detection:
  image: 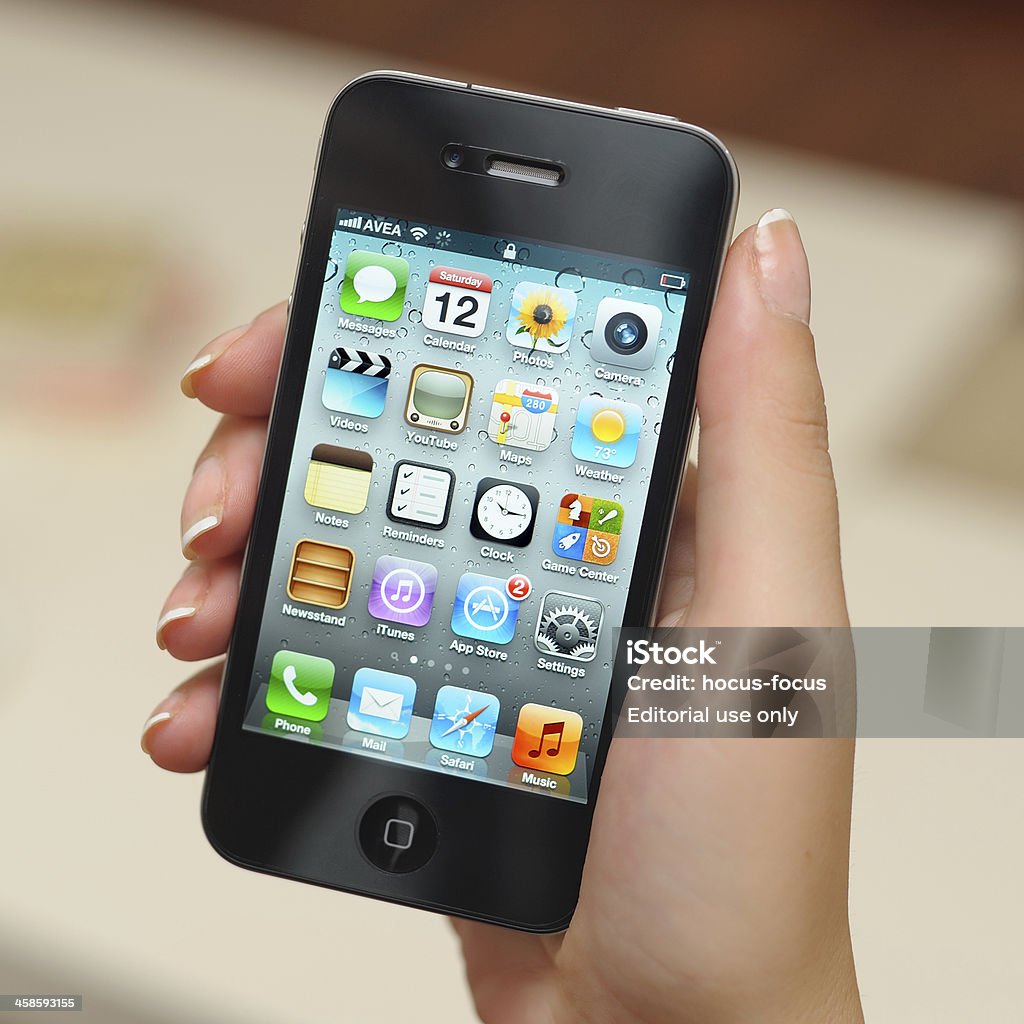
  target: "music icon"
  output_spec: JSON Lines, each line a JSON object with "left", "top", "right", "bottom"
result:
{"left": 511, "top": 703, "right": 583, "bottom": 776}
{"left": 367, "top": 555, "right": 438, "bottom": 627}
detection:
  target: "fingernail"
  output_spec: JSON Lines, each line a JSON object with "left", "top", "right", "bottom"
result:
{"left": 180, "top": 324, "right": 249, "bottom": 398}
{"left": 155, "top": 606, "right": 197, "bottom": 650}
{"left": 180, "top": 455, "right": 224, "bottom": 558}
{"left": 754, "top": 208, "right": 811, "bottom": 325}
{"left": 141, "top": 689, "right": 187, "bottom": 755}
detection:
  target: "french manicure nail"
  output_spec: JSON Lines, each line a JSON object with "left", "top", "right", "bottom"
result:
{"left": 180, "top": 455, "right": 225, "bottom": 558}
{"left": 181, "top": 515, "right": 219, "bottom": 558}
{"left": 180, "top": 324, "right": 250, "bottom": 398}
{"left": 155, "top": 606, "right": 197, "bottom": 650}
{"left": 753, "top": 208, "right": 811, "bottom": 325}
{"left": 140, "top": 689, "right": 187, "bottom": 755}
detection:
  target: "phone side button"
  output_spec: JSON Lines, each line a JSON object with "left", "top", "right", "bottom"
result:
{"left": 357, "top": 794, "right": 438, "bottom": 873}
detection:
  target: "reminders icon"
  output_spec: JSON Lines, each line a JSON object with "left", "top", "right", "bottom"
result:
{"left": 322, "top": 347, "right": 392, "bottom": 418}
{"left": 304, "top": 445, "right": 373, "bottom": 514}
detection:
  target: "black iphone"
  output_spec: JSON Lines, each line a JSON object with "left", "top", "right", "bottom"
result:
{"left": 202, "top": 72, "right": 737, "bottom": 931}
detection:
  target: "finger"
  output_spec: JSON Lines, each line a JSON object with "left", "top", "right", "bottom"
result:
{"left": 140, "top": 661, "right": 222, "bottom": 772}
{"left": 155, "top": 556, "right": 241, "bottom": 660}
{"left": 691, "top": 209, "right": 847, "bottom": 627}
{"left": 180, "top": 302, "right": 286, "bottom": 416}
{"left": 655, "top": 462, "right": 698, "bottom": 625}
{"left": 179, "top": 415, "right": 266, "bottom": 560}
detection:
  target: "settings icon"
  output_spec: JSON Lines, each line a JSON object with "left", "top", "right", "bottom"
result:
{"left": 534, "top": 592, "right": 604, "bottom": 663}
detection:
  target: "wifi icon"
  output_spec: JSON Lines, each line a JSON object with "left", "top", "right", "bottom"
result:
{"left": 409, "top": 225, "right": 429, "bottom": 242}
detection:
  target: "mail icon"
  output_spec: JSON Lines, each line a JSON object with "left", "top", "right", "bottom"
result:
{"left": 347, "top": 667, "right": 417, "bottom": 740}
{"left": 359, "top": 687, "right": 403, "bottom": 722}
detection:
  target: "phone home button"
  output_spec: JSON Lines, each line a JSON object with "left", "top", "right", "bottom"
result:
{"left": 358, "top": 795, "right": 438, "bottom": 873}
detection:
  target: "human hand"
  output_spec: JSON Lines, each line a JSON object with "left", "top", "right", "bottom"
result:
{"left": 144, "top": 209, "right": 863, "bottom": 1024}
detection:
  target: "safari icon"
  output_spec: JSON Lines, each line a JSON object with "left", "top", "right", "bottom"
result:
{"left": 339, "top": 250, "right": 409, "bottom": 322}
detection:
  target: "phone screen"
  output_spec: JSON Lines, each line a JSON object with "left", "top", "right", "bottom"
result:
{"left": 242, "top": 207, "right": 690, "bottom": 803}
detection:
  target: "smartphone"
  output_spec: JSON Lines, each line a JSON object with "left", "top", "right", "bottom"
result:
{"left": 202, "top": 72, "right": 737, "bottom": 931}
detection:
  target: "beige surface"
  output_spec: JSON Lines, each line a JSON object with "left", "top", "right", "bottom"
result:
{"left": 0, "top": 1, "right": 1022, "bottom": 1021}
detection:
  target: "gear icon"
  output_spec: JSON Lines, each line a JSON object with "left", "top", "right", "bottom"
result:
{"left": 536, "top": 598, "right": 602, "bottom": 662}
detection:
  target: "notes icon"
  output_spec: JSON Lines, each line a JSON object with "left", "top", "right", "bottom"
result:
{"left": 304, "top": 445, "right": 373, "bottom": 514}
{"left": 511, "top": 703, "right": 583, "bottom": 776}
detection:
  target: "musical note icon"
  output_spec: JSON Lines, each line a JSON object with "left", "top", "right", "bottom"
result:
{"left": 368, "top": 556, "right": 437, "bottom": 627}
{"left": 528, "top": 720, "right": 564, "bottom": 759}
{"left": 512, "top": 704, "right": 583, "bottom": 776}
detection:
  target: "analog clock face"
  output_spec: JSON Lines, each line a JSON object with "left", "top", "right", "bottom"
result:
{"left": 470, "top": 478, "right": 539, "bottom": 547}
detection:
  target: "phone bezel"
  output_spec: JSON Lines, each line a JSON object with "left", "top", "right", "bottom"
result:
{"left": 202, "top": 72, "right": 738, "bottom": 932}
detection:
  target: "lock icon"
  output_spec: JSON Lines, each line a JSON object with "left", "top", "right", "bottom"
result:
{"left": 502, "top": 242, "right": 517, "bottom": 261}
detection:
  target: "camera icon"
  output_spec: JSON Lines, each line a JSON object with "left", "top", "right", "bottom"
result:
{"left": 590, "top": 297, "right": 663, "bottom": 371}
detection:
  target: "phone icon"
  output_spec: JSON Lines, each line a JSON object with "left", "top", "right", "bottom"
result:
{"left": 266, "top": 650, "right": 335, "bottom": 722}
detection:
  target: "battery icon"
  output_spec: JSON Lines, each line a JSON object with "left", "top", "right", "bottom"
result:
{"left": 659, "top": 272, "right": 687, "bottom": 290}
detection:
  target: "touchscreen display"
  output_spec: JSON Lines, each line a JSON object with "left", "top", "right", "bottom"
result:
{"left": 241, "top": 208, "right": 690, "bottom": 803}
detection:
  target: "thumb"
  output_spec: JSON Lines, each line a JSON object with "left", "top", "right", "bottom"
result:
{"left": 690, "top": 209, "right": 847, "bottom": 627}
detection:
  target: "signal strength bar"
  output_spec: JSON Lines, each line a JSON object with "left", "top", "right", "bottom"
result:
{"left": 409, "top": 225, "right": 429, "bottom": 241}
{"left": 338, "top": 214, "right": 362, "bottom": 229}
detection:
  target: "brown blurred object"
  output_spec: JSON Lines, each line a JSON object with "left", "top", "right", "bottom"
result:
{"left": 0, "top": 222, "right": 202, "bottom": 415}
{"left": 137, "top": 0, "right": 1024, "bottom": 199}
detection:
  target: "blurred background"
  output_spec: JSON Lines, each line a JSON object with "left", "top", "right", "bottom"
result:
{"left": 1, "top": 0, "right": 1022, "bottom": 1020}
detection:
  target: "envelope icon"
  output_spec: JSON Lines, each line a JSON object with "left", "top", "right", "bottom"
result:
{"left": 348, "top": 667, "right": 416, "bottom": 740}
{"left": 359, "top": 686, "right": 403, "bottom": 722}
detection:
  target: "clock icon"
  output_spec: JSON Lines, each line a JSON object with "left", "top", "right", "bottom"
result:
{"left": 470, "top": 477, "right": 540, "bottom": 547}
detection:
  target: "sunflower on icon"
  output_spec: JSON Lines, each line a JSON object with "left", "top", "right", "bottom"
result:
{"left": 506, "top": 282, "right": 578, "bottom": 352}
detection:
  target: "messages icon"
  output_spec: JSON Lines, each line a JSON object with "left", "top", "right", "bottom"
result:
{"left": 339, "top": 250, "right": 409, "bottom": 322}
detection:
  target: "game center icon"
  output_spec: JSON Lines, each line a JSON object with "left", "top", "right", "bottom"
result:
{"left": 551, "top": 494, "right": 624, "bottom": 565}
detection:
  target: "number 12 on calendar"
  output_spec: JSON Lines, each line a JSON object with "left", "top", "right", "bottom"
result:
{"left": 422, "top": 266, "right": 493, "bottom": 338}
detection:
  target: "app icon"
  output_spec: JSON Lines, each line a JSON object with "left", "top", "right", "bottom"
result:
{"left": 488, "top": 379, "right": 559, "bottom": 451}
{"left": 571, "top": 395, "right": 643, "bottom": 468}
{"left": 304, "top": 445, "right": 373, "bottom": 513}
{"left": 266, "top": 649, "right": 335, "bottom": 723}
{"left": 470, "top": 477, "right": 539, "bottom": 547}
{"left": 511, "top": 703, "right": 583, "bottom": 776}
{"left": 387, "top": 461, "right": 455, "bottom": 530}
{"left": 551, "top": 494, "right": 624, "bottom": 565}
{"left": 347, "top": 667, "right": 416, "bottom": 739}
{"left": 287, "top": 539, "right": 355, "bottom": 608}
{"left": 429, "top": 685, "right": 500, "bottom": 757}
{"left": 534, "top": 591, "right": 604, "bottom": 662}
{"left": 590, "top": 297, "right": 663, "bottom": 371}
{"left": 405, "top": 364, "right": 474, "bottom": 433}
{"left": 450, "top": 572, "right": 520, "bottom": 645}
{"left": 368, "top": 555, "right": 438, "bottom": 627}
{"left": 322, "top": 347, "right": 392, "bottom": 418}
{"left": 339, "top": 250, "right": 409, "bottom": 322}
{"left": 506, "top": 282, "right": 578, "bottom": 353}
{"left": 422, "top": 266, "right": 492, "bottom": 337}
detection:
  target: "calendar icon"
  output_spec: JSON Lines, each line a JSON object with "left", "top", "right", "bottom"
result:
{"left": 421, "top": 265, "right": 492, "bottom": 338}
